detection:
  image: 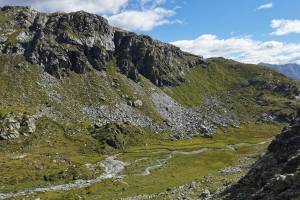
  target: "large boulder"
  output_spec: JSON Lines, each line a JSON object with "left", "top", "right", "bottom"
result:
{"left": 0, "top": 113, "right": 36, "bottom": 140}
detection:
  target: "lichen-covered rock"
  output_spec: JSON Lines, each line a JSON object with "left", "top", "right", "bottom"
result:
{"left": 0, "top": 113, "right": 36, "bottom": 140}
{"left": 224, "top": 109, "right": 300, "bottom": 200}
{"left": 133, "top": 99, "right": 143, "bottom": 108}
{"left": 89, "top": 123, "right": 145, "bottom": 151}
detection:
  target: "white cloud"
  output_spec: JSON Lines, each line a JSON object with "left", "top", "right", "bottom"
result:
{"left": 107, "top": 8, "right": 178, "bottom": 31}
{"left": 256, "top": 2, "right": 273, "bottom": 10}
{"left": 0, "top": 0, "right": 179, "bottom": 31}
{"left": 140, "top": 0, "right": 166, "bottom": 7}
{"left": 271, "top": 19, "right": 300, "bottom": 36}
{"left": 171, "top": 34, "right": 300, "bottom": 64}
{"left": 0, "top": 0, "right": 128, "bottom": 14}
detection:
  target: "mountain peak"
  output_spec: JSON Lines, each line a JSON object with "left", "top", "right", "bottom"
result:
{"left": 0, "top": 6, "right": 205, "bottom": 86}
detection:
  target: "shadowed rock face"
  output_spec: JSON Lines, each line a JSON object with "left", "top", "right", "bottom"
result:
{"left": 0, "top": 6, "right": 205, "bottom": 86}
{"left": 114, "top": 31, "right": 206, "bottom": 86}
{"left": 224, "top": 110, "right": 300, "bottom": 200}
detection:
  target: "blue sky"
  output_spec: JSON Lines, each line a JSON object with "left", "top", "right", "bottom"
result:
{"left": 1, "top": 0, "right": 300, "bottom": 64}
{"left": 147, "top": 0, "right": 300, "bottom": 43}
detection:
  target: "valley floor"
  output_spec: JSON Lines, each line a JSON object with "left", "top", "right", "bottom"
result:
{"left": 0, "top": 123, "right": 282, "bottom": 200}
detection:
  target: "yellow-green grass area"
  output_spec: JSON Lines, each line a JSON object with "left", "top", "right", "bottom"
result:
{"left": 165, "top": 59, "right": 299, "bottom": 123}
{"left": 165, "top": 59, "right": 290, "bottom": 108}
{"left": 0, "top": 55, "right": 48, "bottom": 114}
{"left": 296, "top": 80, "right": 300, "bottom": 88}
{"left": 0, "top": 118, "right": 106, "bottom": 193}
{"left": 17, "top": 123, "right": 283, "bottom": 200}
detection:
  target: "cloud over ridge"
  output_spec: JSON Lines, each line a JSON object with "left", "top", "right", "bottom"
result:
{"left": 0, "top": 0, "right": 128, "bottom": 14}
{"left": 171, "top": 34, "right": 300, "bottom": 65}
{"left": 107, "top": 7, "right": 177, "bottom": 31}
{"left": 0, "top": 0, "right": 179, "bottom": 32}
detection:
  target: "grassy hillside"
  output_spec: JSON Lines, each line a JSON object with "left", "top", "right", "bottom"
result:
{"left": 167, "top": 58, "right": 299, "bottom": 121}
{"left": 0, "top": 6, "right": 299, "bottom": 200}
{"left": 0, "top": 54, "right": 299, "bottom": 199}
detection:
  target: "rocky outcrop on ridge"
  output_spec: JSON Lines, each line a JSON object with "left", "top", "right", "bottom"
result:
{"left": 0, "top": 6, "right": 298, "bottom": 141}
{"left": 0, "top": 6, "right": 205, "bottom": 86}
{"left": 249, "top": 79, "right": 299, "bottom": 99}
{"left": 114, "top": 31, "right": 206, "bottom": 86}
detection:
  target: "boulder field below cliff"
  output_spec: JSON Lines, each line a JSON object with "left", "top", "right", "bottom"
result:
{"left": 0, "top": 6, "right": 299, "bottom": 141}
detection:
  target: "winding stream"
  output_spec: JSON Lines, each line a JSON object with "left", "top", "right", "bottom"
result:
{"left": 0, "top": 156, "right": 127, "bottom": 200}
{"left": 0, "top": 140, "right": 271, "bottom": 199}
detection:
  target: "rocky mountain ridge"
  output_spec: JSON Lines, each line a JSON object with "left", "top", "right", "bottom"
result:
{"left": 0, "top": 6, "right": 299, "bottom": 142}
{"left": 0, "top": 6, "right": 204, "bottom": 87}
{"left": 0, "top": 6, "right": 299, "bottom": 200}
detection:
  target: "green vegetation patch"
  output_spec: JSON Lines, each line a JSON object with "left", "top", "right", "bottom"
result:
{"left": 11, "top": 123, "right": 282, "bottom": 199}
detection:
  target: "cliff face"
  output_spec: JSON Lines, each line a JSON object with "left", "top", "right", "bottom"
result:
{"left": 0, "top": 6, "right": 299, "bottom": 141}
{"left": 0, "top": 6, "right": 203, "bottom": 86}
{"left": 225, "top": 110, "right": 300, "bottom": 200}
{"left": 113, "top": 31, "right": 206, "bottom": 86}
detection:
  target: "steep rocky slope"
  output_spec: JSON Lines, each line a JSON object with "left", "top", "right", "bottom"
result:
{"left": 0, "top": 6, "right": 299, "bottom": 141}
{"left": 0, "top": 6, "right": 299, "bottom": 200}
{"left": 224, "top": 110, "right": 300, "bottom": 200}
{"left": 0, "top": 6, "right": 202, "bottom": 86}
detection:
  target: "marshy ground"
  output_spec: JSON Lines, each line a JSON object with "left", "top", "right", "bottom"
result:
{"left": 0, "top": 123, "right": 282, "bottom": 200}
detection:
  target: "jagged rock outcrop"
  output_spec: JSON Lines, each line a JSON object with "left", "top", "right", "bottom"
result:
{"left": 224, "top": 110, "right": 300, "bottom": 200}
{"left": 0, "top": 6, "right": 114, "bottom": 79}
{"left": 0, "top": 113, "right": 36, "bottom": 140}
{"left": 0, "top": 6, "right": 298, "bottom": 141}
{"left": 0, "top": 6, "right": 205, "bottom": 86}
{"left": 89, "top": 122, "right": 145, "bottom": 151}
{"left": 249, "top": 79, "right": 299, "bottom": 99}
{"left": 114, "top": 31, "right": 205, "bottom": 86}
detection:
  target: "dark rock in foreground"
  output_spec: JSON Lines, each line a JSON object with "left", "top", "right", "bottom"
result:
{"left": 224, "top": 109, "right": 300, "bottom": 200}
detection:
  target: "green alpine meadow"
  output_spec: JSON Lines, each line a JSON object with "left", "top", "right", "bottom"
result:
{"left": 0, "top": 4, "right": 299, "bottom": 200}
